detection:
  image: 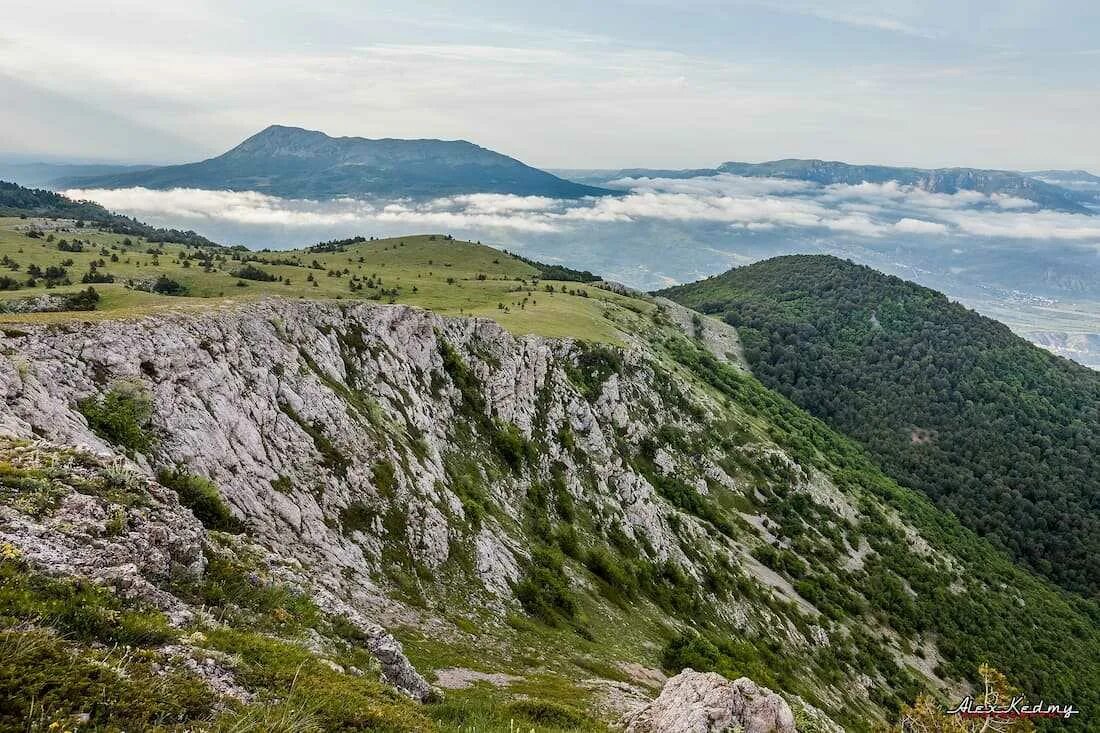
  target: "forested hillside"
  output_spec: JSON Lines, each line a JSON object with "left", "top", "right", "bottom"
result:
{"left": 0, "top": 181, "right": 217, "bottom": 247}
{"left": 661, "top": 255, "right": 1100, "bottom": 598}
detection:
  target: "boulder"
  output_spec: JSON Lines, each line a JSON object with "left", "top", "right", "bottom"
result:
{"left": 622, "top": 669, "right": 797, "bottom": 733}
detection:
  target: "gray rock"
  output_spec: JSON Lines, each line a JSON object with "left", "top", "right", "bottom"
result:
{"left": 622, "top": 669, "right": 797, "bottom": 733}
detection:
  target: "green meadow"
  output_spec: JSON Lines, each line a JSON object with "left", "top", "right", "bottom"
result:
{"left": 0, "top": 218, "right": 653, "bottom": 344}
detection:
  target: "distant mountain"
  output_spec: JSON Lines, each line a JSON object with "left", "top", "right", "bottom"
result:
{"left": 1027, "top": 168, "right": 1100, "bottom": 187}
{"left": 1026, "top": 169, "right": 1100, "bottom": 206}
{"left": 0, "top": 180, "right": 218, "bottom": 247}
{"left": 58, "top": 125, "right": 614, "bottom": 200}
{"left": 0, "top": 162, "right": 154, "bottom": 189}
{"left": 556, "top": 159, "right": 1094, "bottom": 213}
{"left": 661, "top": 254, "right": 1100, "bottom": 597}
{"left": 718, "top": 159, "right": 1092, "bottom": 213}
{"left": 550, "top": 168, "right": 720, "bottom": 187}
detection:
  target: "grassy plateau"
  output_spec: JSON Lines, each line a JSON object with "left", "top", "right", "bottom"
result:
{"left": 0, "top": 217, "right": 648, "bottom": 345}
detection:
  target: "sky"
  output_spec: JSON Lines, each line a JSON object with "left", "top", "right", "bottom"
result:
{"left": 2, "top": 0, "right": 1099, "bottom": 171}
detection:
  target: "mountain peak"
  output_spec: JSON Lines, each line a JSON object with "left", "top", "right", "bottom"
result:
{"left": 54, "top": 126, "right": 613, "bottom": 199}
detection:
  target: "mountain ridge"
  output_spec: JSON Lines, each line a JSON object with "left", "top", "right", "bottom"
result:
{"left": 3, "top": 294, "right": 1099, "bottom": 730}
{"left": 0, "top": 179, "right": 218, "bottom": 247}
{"left": 54, "top": 124, "right": 615, "bottom": 200}
{"left": 556, "top": 158, "right": 1093, "bottom": 213}
{"left": 660, "top": 254, "right": 1100, "bottom": 597}
{"left": 715, "top": 159, "right": 1093, "bottom": 213}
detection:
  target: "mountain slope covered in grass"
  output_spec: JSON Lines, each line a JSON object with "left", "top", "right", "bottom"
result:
{"left": 661, "top": 254, "right": 1100, "bottom": 598}
{"left": 56, "top": 125, "right": 614, "bottom": 200}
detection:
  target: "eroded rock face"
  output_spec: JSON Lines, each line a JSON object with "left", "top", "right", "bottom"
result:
{"left": 622, "top": 669, "right": 797, "bottom": 733}
{"left": 0, "top": 298, "right": 939, "bottom": 724}
{"left": 0, "top": 437, "right": 434, "bottom": 704}
{"left": 0, "top": 300, "right": 708, "bottom": 615}
{"left": 0, "top": 439, "right": 206, "bottom": 622}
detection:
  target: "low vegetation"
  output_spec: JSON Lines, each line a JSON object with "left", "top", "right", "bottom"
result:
{"left": 156, "top": 467, "right": 242, "bottom": 533}
{"left": 77, "top": 381, "right": 155, "bottom": 455}
{"left": 0, "top": 210, "right": 644, "bottom": 344}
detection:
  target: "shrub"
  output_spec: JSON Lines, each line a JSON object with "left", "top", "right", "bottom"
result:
{"left": 231, "top": 263, "right": 277, "bottom": 282}
{"left": 340, "top": 501, "right": 375, "bottom": 534}
{"left": 372, "top": 460, "right": 397, "bottom": 495}
{"left": 77, "top": 381, "right": 154, "bottom": 455}
{"left": 661, "top": 632, "right": 781, "bottom": 691}
{"left": 151, "top": 275, "right": 187, "bottom": 295}
{"left": 156, "top": 467, "right": 242, "bottom": 533}
{"left": 270, "top": 475, "right": 293, "bottom": 493}
{"left": 438, "top": 338, "right": 486, "bottom": 417}
{"left": 584, "top": 546, "right": 637, "bottom": 601}
{"left": 565, "top": 343, "right": 622, "bottom": 400}
{"left": 42, "top": 265, "right": 70, "bottom": 286}
{"left": 514, "top": 546, "right": 580, "bottom": 628}
{"left": 752, "top": 544, "right": 808, "bottom": 579}
{"left": 64, "top": 286, "right": 100, "bottom": 311}
{"left": 81, "top": 269, "right": 115, "bottom": 283}
{"left": 491, "top": 421, "right": 535, "bottom": 471}
{"left": 443, "top": 453, "right": 492, "bottom": 528}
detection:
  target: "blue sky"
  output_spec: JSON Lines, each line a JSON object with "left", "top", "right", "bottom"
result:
{"left": 2, "top": 0, "right": 1098, "bottom": 170}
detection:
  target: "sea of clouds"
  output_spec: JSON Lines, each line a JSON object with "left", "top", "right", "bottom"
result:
{"left": 61, "top": 175, "right": 1100, "bottom": 368}
{"left": 66, "top": 173, "right": 1100, "bottom": 245}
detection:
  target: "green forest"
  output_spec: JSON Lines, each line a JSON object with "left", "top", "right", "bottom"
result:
{"left": 662, "top": 254, "right": 1100, "bottom": 598}
{"left": 0, "top": 181, "right": 216, "bottom": 248}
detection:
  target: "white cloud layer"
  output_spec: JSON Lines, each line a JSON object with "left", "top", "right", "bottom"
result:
{"left": 66, "top": 174, "right": 1100, "bottom": 246}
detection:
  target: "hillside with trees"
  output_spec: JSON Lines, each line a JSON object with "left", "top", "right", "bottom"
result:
{"left": 0, "top": 180, "right": 217, "bottom": 247}
{"left": 661, "top": 255, "right": 1100, "bottom": 598}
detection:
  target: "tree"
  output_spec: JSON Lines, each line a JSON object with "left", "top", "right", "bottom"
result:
{"left": 897, "top": 665, "right": 1034, "bottom": 733}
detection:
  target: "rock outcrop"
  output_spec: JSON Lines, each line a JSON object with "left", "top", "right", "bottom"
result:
{"left": 0, "top": 299, "right": 725, "bottom": 615}
{"left": 0, "top": 436, "right": 434, "bottom": 703}
{"left": 0, "top": 297, "right": 956, "bottom": 727}
{"left": 622, "top": 669, "right": 797, "bottom": 733}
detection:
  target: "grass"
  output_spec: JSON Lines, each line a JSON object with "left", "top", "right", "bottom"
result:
{"left": 157, "top": 466, "right": 243, "bottom": 533}
{"left": 0, "top": 220, "right": 647, "bottom": 344}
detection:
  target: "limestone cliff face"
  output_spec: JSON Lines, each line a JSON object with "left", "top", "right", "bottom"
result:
{"left": 0, "top": 301, "right": 726, "bottom": 617}
{"left": 0, "top": 298, "right": 952, "bottom": 726}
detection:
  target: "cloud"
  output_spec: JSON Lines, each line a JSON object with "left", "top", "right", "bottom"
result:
{"left": 65, "top": 173, "right": 1100, "bottom": 246}
{"left": 65, "top": 187, "right": 369, "bottom": 227}
{"left": 894, "top": 217, "right": 948, "bottom": 234}
{"left": 938, "top": 209, "right": 1100, "bottom": 240}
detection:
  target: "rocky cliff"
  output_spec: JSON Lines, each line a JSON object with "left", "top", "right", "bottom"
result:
{"left": 2, "top": 297, "right": 1092, "bottom": 730}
